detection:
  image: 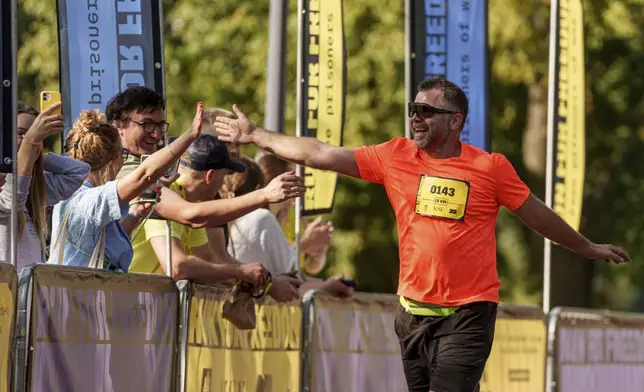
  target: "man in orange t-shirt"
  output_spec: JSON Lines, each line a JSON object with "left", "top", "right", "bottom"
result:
{"left": 215, "top": 78, "right": 630, "bottom": 392}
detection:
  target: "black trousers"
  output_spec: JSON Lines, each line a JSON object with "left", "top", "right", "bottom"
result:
{"left": 394, "top": 302, "right": 497, "bottom": 392}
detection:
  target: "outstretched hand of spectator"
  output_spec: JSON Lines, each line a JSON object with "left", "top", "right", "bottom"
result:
{"left": 214, "top": 105, "right": 257, "bottom": 144}
{"left": 262, "top": 170, "right": 306, "bottom": 203}
{"left": 301, "top": 217, "right": 334, "bottom": 257}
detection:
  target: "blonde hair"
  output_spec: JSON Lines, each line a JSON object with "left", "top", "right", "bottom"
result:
{"left": 17, "top": 103, "right": 48, "bottom": 254}
{"left": 66, "top": 110, "right": 121, "bottom": 185}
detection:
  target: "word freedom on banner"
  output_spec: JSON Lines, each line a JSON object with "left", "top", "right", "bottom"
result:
{"left": 410, "top": 0, "right": 489, "bottom": 150}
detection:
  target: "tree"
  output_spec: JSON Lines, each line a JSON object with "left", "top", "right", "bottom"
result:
{"left": 16, "top": 0, "right": 644, "bottom": 310}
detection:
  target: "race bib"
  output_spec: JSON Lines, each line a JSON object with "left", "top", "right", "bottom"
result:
{"left": 415, "top": 175, "right": 470, "bottom": 221}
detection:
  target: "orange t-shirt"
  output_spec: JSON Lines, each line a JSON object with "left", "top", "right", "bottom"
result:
{"left": 354, "top": 138, "right": 530, "bottom": 306}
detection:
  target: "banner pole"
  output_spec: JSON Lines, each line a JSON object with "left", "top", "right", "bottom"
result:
{"left": 404, "top": 0, "right": 412, "bottom": 140}
{"left": 294, "top": 0, "right": 305, "bottom": 271}
{"left": 265, "top": 0, "right": 288, "bottom": 133}
{"left": 543, "top": 0, "right": 558, "bottom": 314}
{"left": 9, "top": 0, "right": 18, "bottom": 269}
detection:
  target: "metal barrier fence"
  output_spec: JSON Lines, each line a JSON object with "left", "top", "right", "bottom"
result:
{"left": 13, "top": 265, "right": 180, "bottom": 392}
{"left": 301, "top": 292, "right": 548, "bottom": 392}
{"left": 5, "top": 263, "right": 644, "bottom": 391}
{"left": 546, "top": 306, "right": 644, "bottom": 392}
{"left": 0, "top": 264, "right": 17, "bottom": 392}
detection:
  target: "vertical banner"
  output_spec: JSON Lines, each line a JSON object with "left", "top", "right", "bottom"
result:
{"left": 0, "top": 264, "right": 17, "bottom": 392}
{"left": 56, "top": 0, "right": 165, "bottom": 135}
{"left": 546, "top": 0, "right": 586, "bottom": 231}
{"left": 185, "top": 284, "right": 301, "bottom": 392}
{"left": 299, "top": 0, "right": 346, "bottom": 215}
{"left": 409, "top": 0, "right": 489, "bottom": 150}
{"left": 0, "top": 0, "right": 17, "bottom": 173}
{"left": 548, "top": 308, "right": 644, "bottom": 392}
{"left": 22, "top": 266, "right": 178, "bottom": 392}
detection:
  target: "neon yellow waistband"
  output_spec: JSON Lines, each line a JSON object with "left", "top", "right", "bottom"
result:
{"left": 400, "top": 296, "right": 459, "bottom": 316}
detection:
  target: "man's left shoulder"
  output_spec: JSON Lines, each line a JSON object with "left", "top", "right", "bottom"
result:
{"left": 461, "top": 143, "right": 496, "bottom": 169}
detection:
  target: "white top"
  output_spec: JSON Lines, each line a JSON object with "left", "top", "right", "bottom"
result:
{"left": 228, "top": 208, "right": 297, "bottom": 275}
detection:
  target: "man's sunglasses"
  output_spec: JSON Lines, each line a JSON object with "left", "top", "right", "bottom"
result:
{"left": 408, "top": 102, "right": 457, "bottom": 119}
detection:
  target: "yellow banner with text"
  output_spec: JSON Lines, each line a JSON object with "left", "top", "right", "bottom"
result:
{"left": 185, "top": 284, "right": 301, "bottom": 392}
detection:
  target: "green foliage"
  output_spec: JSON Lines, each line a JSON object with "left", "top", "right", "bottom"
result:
{"left": 16, "top": 0, "right": 644, "bottom": 310}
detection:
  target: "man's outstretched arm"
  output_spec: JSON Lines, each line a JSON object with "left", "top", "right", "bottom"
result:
{"left": 215, "top": 105, "right": 361, "bottom": 179}
{"left": 513, "top": 194, "right": 630, "bottom": 264}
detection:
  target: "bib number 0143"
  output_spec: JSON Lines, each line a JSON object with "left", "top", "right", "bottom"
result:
{"left": 414, "top": 175, "right": 470, "bottom": 221}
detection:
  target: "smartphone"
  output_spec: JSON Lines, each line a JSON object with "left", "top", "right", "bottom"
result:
{"left": 163, "top": 136, "right": 180, "bottom": 178}
{"left": 40, "top": 91, "right": 62, "bottom": 115}
{"left": 341, "top": 278, "right": 357, "bottom": 288}
{"left": 139, "top": 155, "right": 159, "bottom": 203}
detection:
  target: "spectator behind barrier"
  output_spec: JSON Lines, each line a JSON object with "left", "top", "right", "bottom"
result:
{"left": 222, "top": 157, "right": 353, "bottom": 298}
{"left": 0, "top": 102, "right": 86, "bottom": 270}
{"left": 48, "top": 104, "right": 204, "bottom": 270}
{"left": 256, "top": 152, "right": 334, "bottom": 275}
{"left": 106, "top": 88, "right": 305, "bottom": 231}
{"left": 128, "top": 135, "right": 302, "bottom": 302}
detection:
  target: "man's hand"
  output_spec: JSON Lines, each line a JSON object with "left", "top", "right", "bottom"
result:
{"left": 238, "top": 263, "right": 269, "bottom": 287}
{"left": 321, "top": 275, "right": 354, "bottom": 297}
{"left": 269, "top": 272, "right": 302, "bottom": 303}
{"left": 262, "top": 170, "right": 306, "bottom": 203}
{"left": 582, "top": 243, "right": 631, "bottom": 264}
{"left": 214, "top": 105, "right": 257, "bottom": 144}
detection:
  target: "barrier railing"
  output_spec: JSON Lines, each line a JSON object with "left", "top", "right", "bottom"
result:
{"left": 182, "top": 282, "right": 301, "bottom": 392}
{"left": 546, "top": 306, "right": 644, "bottom": 392}
{"left": 3, "top": 263, "right": 643, "bottom": 392}
{"left": 13, "top": 265, "right": 180, "bottom": 392}
{"left": 0, "top": 264, "right": 17, "bottom": 392}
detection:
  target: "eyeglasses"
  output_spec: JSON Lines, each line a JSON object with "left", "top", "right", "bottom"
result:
{"left": 122, "top": 148, "right": 130, "bottom": 161}
{"left": 127, "top": 118, "right": 170, "bottom": 135}
{"left": 408, "top": 102, "right": 457, "bottom": 120}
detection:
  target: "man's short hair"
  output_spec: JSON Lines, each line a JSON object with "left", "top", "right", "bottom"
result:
{"left": 203, "top": 107, "right": 235, "bottom": 125}
{"left": 418, "top": 78, "right": 468, "bottom": 123}
{"left": 105, "top": 86, "right": 166, "bottom": 123}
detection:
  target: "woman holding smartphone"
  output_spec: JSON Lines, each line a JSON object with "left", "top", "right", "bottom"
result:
{"left": 49, "top": 103, "right": 206, "bottom": 271}
{"left": 0, "top": 102, "right": 81, "bottom": 270}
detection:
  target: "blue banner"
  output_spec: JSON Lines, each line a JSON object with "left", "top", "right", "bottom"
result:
{"left": 56, "top": 0, "right": 165, "bottom": 136}
{"left": 409, "top": 0, "right": 489, "bottom": 151}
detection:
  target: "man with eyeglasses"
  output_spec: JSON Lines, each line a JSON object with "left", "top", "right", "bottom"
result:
{"left": 104, "top": 87, "right": 304, "bottom": 302}
{"left": 106, "top": 86, "right": 170, "bottom": 180}
{"left": 213, "top": 77, "right": 631, "bottom": 392}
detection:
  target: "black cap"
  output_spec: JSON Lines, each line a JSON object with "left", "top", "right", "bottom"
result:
{"left": 180, "top": 134, "right": 245, "bottom": 173}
